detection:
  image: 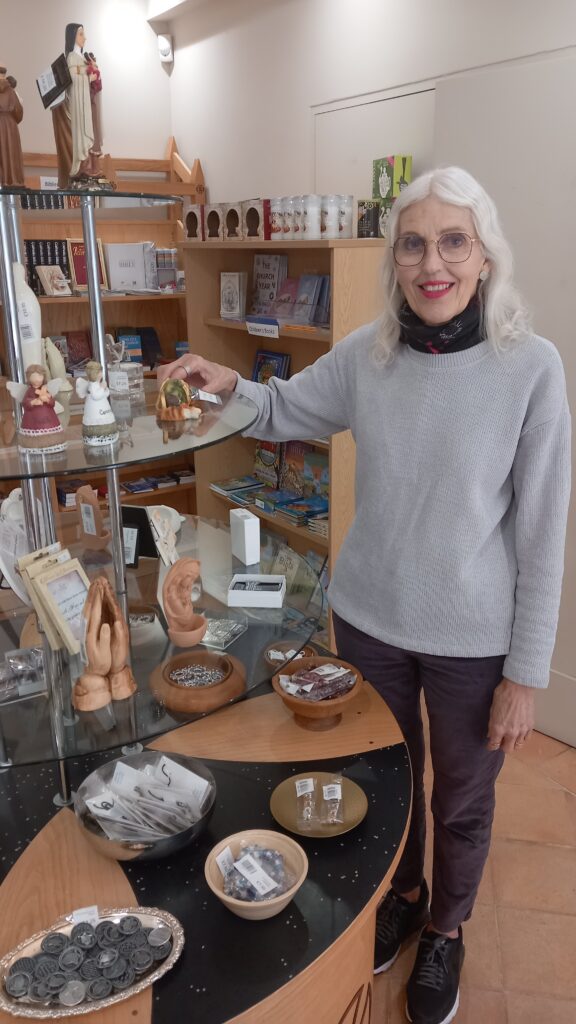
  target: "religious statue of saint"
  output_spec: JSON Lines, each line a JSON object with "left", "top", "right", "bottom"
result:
{"left": 0, "top": 64, "right": 25, "bottom": 188}
{"left": 52, "top": 24, "right": 113, "bottom": 188}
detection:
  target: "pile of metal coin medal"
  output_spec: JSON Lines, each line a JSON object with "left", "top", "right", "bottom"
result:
{"left": 3, "top": 916, "right": 173, "bottom": 1009}
{"left": 168, "top": 664, "right": 226, "bottom": 688}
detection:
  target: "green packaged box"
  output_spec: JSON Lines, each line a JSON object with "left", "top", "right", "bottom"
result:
{"left": 372, "top": 155, "right": 412, "bottom": 200}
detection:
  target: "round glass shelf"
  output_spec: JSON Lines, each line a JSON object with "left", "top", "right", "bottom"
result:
{"left": 0, "top": 188, "right": 180, "bottom": 205}
{"left": 0, "top": 385, "right": 257, "bottom": 480}
{"left": 0, "top": 517, "right": 324, "bottom": 767}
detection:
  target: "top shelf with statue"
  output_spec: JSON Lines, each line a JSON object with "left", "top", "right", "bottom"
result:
{"left": 0, "top": 377, "right": 257, "bottom": 481}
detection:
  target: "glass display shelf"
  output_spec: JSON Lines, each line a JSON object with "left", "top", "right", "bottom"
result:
{"left": 0, "top": 384, "right": 257, "bottom": 480}
{"left": 0, "top": 516, "right": 324, "bottom": 767}
{"left": 0, "top": 188, "right": 180, "bottom": 205}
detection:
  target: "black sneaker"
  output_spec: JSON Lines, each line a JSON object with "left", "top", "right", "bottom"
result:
{"left": 406, "top": 926, "right": 465, "bottom": 1024}
{"left": 374, "top": 880, "right": 430, "bottom": 974}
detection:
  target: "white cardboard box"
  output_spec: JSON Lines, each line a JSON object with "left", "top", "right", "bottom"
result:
{"left": 104, "top": 242, "right": 158, "bottom": 291}
{"left": 230, "top": 508, "right": 260, "bottom": 565}
{"left": 227, "top": 574, "right": 286, "bottom": 608}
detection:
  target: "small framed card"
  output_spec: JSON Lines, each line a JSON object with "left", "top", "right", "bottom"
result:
{"left": 34, "top": 558, "right": 90, "bottom": 656}
{"left": 36, "top": 265, "right": 72, "bottom": 297}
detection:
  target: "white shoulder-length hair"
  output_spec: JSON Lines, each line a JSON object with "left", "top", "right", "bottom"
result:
{"left": 377, "top": 166, "right": 531, "bottom": 361}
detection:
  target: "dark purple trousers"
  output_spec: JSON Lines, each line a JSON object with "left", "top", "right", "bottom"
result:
{"left": 333, "top": 611, "right": 506, "bottom": 933}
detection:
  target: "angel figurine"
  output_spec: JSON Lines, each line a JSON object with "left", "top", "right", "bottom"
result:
{"left": 75, "top": 360, "right": 119, "bottom": 446}
{"left": 7, "top": 364, "right": 67, "bottom": 453}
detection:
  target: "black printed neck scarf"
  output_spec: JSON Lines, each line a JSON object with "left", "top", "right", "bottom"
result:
{"left": 399, "top": 297, "right": 484, "bottom": 354}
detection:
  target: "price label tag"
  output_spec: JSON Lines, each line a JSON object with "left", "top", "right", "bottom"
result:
{"left": 109, "top": 369, "right": 129, "bottom": 393}
{"left": 234, "top": 854, "right": 278, "bottom": 896}
{"left": 80, "top": 502, "right": 97, "bottom": 537}
{"left": 245, "top": 317, "right": 280, "bottom": 339}
{"left": 196, "top": 389, "right": 222, "bottom": 406}
{"left": 215, "top": 846, "right": 235, "bottom": 877}
{"left": 323, "top": 783, "right": 342, "bottom": 801}
{"left": 295, "top": 778, "right": 315, "bottom": 797}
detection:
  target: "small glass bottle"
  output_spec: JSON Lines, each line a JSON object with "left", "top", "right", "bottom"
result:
{"left": 282, "top": 196, "right": 295, "bottom": 240}
{"left": 321, "top": 194, "right": 340, "bottom": 239}
{"left": 270, "top": 197, "right": 284, "bottom": 237}
{"left": 338, "top": 195, "right": 354, "bottom": 238}
{"left": 292, "top": 196, "right": 304, "bottom": 237}
{"left": 302, "top": 194, "right": 321, "bottom": 240}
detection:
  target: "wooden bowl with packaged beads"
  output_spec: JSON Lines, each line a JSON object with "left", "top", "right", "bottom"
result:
{"left": 271, "top": 656, "right": 363, "bottom": 730}
{"left": 150, "top": 650, "right": 246, "bottom": 714}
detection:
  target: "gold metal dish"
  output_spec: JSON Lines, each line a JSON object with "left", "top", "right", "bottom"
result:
{"left": 270, "top": 772, "right": 369, "bottom": 839}
{"left": 0, "top": 907, "right": 184, "bottom": 1019}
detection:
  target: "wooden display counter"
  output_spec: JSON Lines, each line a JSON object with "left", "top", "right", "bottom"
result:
{"left": 0, "top": 684, "right": 410, "bottom": 1023}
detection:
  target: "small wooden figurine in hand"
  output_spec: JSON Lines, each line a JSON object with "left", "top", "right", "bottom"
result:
{"left": 7, "top": 364, "right": 67, "bottom": 453}
{"left": 0, "top": 64, "right": 25, "bottom": 188}
{"left": 73, "top": 576, "right": 136, "bottom": 711}
{"left": 76, "top": 360, "right": 119, "bottom": 446}
{"left": 162, "top": 557, "right": 208, "bottom": 647}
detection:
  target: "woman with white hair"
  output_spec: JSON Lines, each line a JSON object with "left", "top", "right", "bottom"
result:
{"left": 158, "top": 167, "right": 571, "bottom": 1024}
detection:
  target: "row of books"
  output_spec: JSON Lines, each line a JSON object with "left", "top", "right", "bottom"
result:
{"left": 24, "top": 238, "right": 180, "bottom": 296}
{"left": 21, "top": 191, "right": 98, "bottom": 212}
{"left": 210, "top": 475, "right": 329, "bottom": 527}
{"left": 56, "top": 470, "right": 194, "bottom": 508}
{"left": 47, "top": 326, "right": 163, "bottom": 370}
{"left": 220, "top": 255, "right": 330, "bottom": 326}
{"left": 254, "top": 438, "right": 329, "bottom": 494}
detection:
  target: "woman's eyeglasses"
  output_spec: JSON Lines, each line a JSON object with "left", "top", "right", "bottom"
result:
{"left": 393, "top": 231, "right": 480, "bottom": 266}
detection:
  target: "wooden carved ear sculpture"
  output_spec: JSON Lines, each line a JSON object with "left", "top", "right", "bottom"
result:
{"left": 162, "top": 557, "right": 208, "bottom": 648}
{"left": 73, "top": 576, "right": 136, "bottom": 711}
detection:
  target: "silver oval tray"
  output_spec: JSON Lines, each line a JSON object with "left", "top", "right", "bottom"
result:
{"left": 0, "top": 907, "right": 184, "bottom": 1019}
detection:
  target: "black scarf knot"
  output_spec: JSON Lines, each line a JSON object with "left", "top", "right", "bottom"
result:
{"left": 399, "top": 297, "right": 484, "bottom": 354}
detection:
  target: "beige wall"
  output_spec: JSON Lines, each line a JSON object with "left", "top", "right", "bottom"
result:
{"left": 167, "top": 0, "right": 576, "bottom": 200}
{"left": 0, "top": 0, "right": 172, "bottom": 159}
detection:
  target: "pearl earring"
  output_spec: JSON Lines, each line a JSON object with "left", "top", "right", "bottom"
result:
{"left": 479, "top": 269, "right": 489, "bottom": 282}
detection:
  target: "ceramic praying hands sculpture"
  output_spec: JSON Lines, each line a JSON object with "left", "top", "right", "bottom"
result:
{"left": 73, "top": 576, "right": 136, "bottom": 711}
{"left": 162, "top": 557, "right": 208, "bottom": 648}
{"left": 75, "top": 360, "right": 119, "bottom": 446}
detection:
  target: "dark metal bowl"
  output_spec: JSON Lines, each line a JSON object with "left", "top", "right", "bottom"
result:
{"left": 74, "top": 750, "right": 216, "bottom": 861}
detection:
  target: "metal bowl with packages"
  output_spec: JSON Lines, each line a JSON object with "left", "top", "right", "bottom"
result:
{"left": 73, "top": 750, "right": 216, "bottom": 862}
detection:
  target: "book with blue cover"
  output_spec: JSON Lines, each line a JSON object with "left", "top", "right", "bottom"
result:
{"left": 251, "top": 349, "right": 290, "bottom": 384}
{"left": 252, "top": 487, "right": 302, "bottom": 513}
{"left": 276, "top": 495, "right": 329, "bottom": 523}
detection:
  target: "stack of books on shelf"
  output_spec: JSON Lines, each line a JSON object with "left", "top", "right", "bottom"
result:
{"left": 275, "top": 495, "right": 329, "bottom": 526}
{"left": 121, "top": 470, "right": 195, "bottom": 495}
{"left": 56, "top": 480, "right": 97, "bottom": 509}
{"left": 247, "top": 254, "right": 330, "bottom": 327}
{"left": 210, "top": 438, "right": 330, "bottom": 532}
{"left": 209, "top": 475, "right": 263, "bottom": 505}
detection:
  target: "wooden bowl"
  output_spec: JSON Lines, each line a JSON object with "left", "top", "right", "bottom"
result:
{"left": 150, "top": 650, "right": 245, "bottom": 714}
{"left": 263, "top": 640, "right": 316, "bottom": 668}
{"left": 204, "top": 829, "right": 308, "bottom": 920}
{"left": 271, "top": 655, "right": 363, "bottom": 730}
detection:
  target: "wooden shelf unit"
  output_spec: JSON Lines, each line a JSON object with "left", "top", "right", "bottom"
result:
{"left": 181, "top": 238, "right": 386, "bottom": 570}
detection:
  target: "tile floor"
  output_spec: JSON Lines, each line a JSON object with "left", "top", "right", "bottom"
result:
{"left": 373, "top": 730, "right": 576, "bottom": 1023}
